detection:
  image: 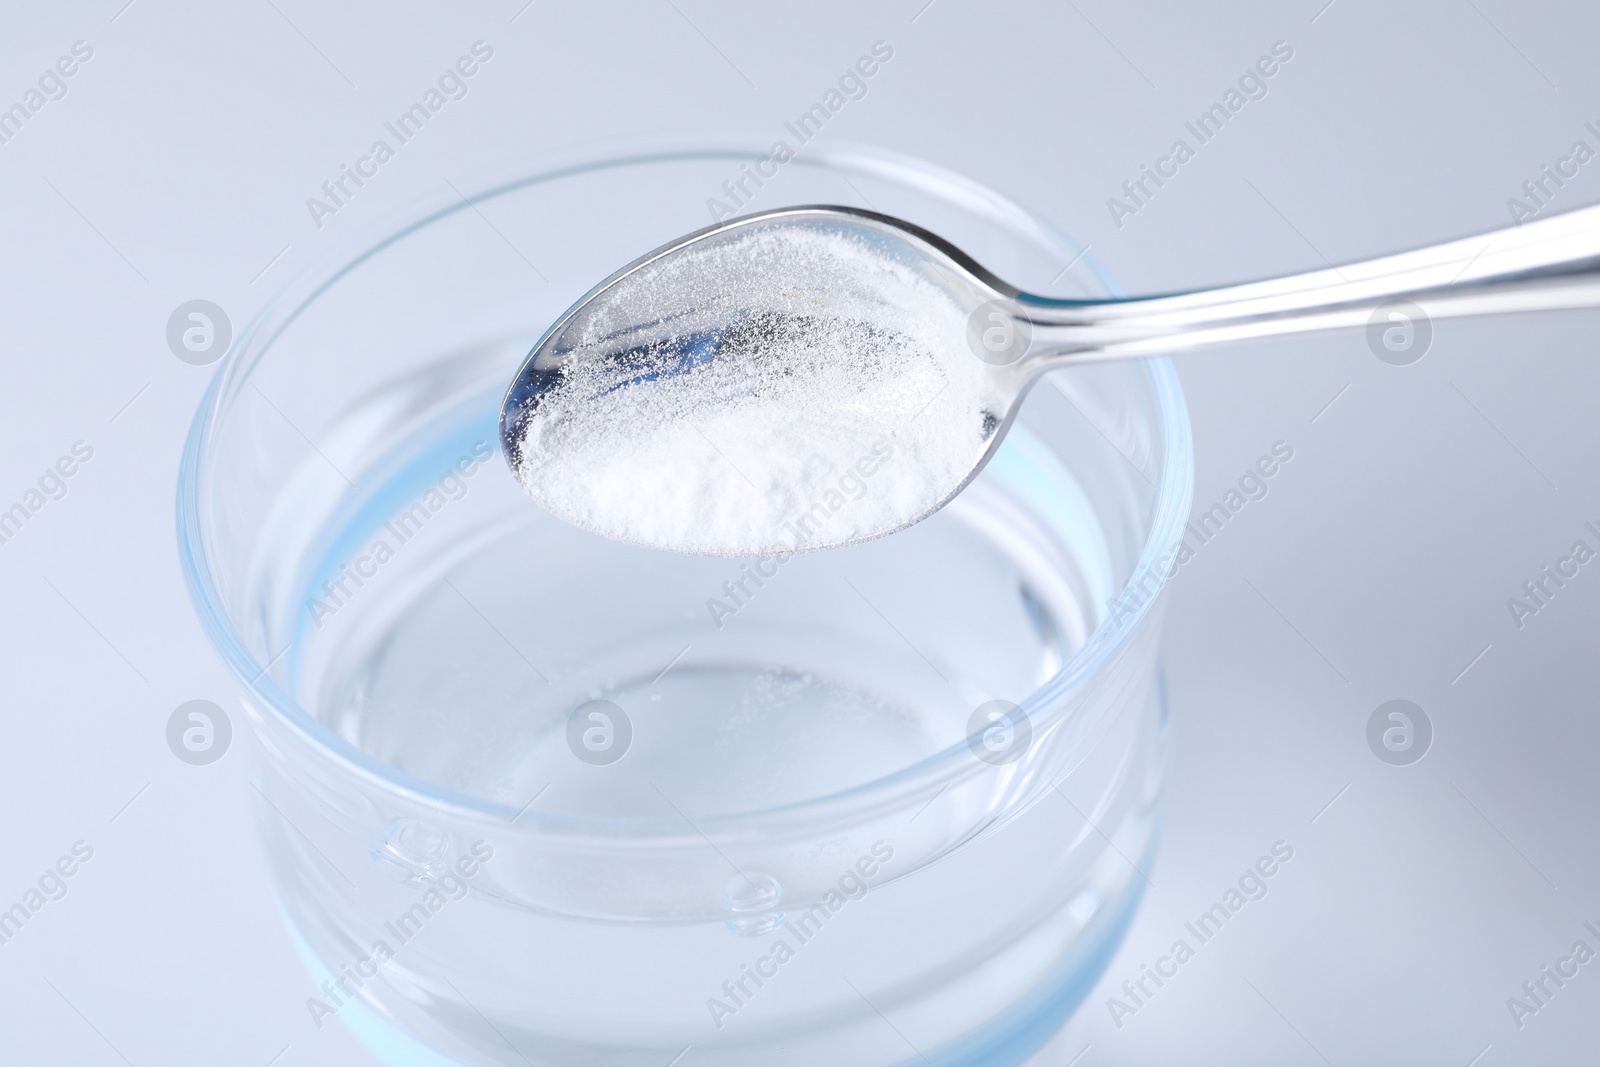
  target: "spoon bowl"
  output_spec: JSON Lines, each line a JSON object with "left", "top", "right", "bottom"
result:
{"left": 499, "top": 206, "right": 1026, "bottom": 555}
{"left": 502, "top": 202, "right": 1600, "bottom": 556}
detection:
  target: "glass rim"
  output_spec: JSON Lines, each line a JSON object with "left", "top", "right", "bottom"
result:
{"left": 176, "top": 133, "right": 1194, "bottom": 838}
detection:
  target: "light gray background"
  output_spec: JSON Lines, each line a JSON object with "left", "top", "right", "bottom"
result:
{"left": 2, "top": 1, "right": 1597, "bottom": 1064}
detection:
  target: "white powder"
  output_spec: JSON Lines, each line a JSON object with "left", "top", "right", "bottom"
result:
{"left": 508, "top": 220, "right": 1000, "bottom": 556}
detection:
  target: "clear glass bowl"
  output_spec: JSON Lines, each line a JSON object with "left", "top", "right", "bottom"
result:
{"left": 178, "top": 137, "right": 1193, "bottom": 1066}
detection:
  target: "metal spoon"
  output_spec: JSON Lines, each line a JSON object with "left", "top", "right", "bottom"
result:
{"left": 501, "top": 203, "right": 1600, "bottom": 555}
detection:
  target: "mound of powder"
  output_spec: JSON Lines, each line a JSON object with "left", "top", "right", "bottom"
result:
{"left": 509, "top": 220, "right": 1000, "bottom": 556}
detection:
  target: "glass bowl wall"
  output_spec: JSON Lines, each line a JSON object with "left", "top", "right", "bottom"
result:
{"left": 179, "top": 137, "right": 1192, "bottom": 1066}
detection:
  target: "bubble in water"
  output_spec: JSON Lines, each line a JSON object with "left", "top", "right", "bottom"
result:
{"left": 722, "top": 871, "right": 784, "bottom": 936}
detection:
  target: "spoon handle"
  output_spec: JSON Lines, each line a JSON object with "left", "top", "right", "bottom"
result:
{"left": 1021, "top": 201, "right": 1600, "bottom": 363}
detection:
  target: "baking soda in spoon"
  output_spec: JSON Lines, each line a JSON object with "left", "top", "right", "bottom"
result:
{"left": 504, "top": 220, "right": 1002, "bottom": 556}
